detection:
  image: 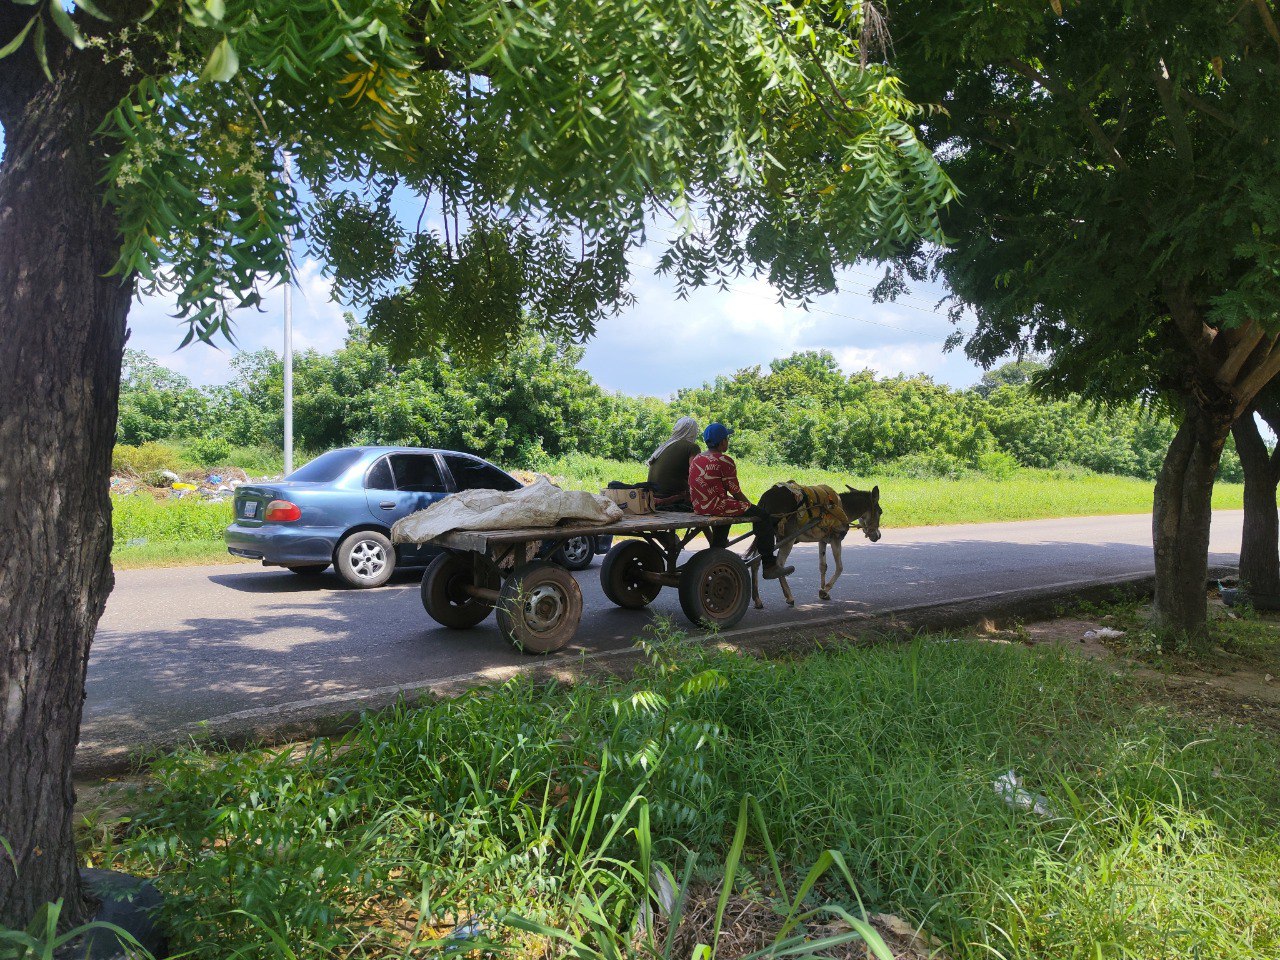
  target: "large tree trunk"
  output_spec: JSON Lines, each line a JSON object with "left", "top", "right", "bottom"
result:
{"left": 1152, "top": 403, "right": 1230, "bottom": 645}
{"left": 0, "top": 48, "right": 134, "bottom": 927}
{"left": 1233, "top": 409, "right": 1280, "bottom": 600}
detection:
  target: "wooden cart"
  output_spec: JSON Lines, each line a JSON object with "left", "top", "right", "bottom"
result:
{"left": 417, "top": 511, "right": 761, "bottom": 653}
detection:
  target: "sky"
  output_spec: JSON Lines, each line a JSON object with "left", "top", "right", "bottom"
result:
{"left": 126, "top": 247, "right": 985, "bottom": 398}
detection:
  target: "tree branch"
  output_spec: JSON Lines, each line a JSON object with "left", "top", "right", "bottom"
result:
{"left": 1218, "top": 319, "right": 1264, "bottom": 386}
{"left": 1254, "top": 0, "right": 1280, "bottom": 56}
{"left": 1153, "top": 58, "right": 1193, "bottom": 162}
{"left": 1177, "top": 87, "right": 1241, "bottom": 131}
{"left": 1004, "top": 58, "right": 1130, "bottom": 171}
{"left": 1233, "top": 336, "right": 1280, "bottom": 418}
{"left": 1163, "top": 280, "right": 1217, "bottom": 371}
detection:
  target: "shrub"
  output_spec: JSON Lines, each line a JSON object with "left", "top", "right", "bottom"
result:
{"left": 111, "top": 441, "right": 184, "bottom": 475}
{"left": 187, "top": 436, "right": 232, "bottom": 468}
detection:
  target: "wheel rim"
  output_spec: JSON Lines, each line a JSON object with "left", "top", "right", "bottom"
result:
{"left": 350, "top": 539, "right": 387, "bottom": 579}
{"left": 562, "top": 537, "right": 591, "bottom": 564}
{"left": 700, "top": 562, "right": 744, "bottom": 617}
{"left": 522, "top": 583, "right": 568, "bottom": 634}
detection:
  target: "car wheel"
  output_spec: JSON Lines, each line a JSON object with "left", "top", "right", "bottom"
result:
{"left": 554, "top": 535, "right": 595, "bottom": 571}
{"left": 335, "top": 530, "right": 395, "bottom": 588}
{"left": 287, "top": 564, "right": 330, "bottom": 575}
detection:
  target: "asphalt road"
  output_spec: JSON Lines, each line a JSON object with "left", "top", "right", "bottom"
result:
{"left": 84, "top": 512, "right": 1243, "bottom": 749}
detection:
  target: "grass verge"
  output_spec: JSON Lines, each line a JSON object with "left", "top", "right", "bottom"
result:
{"left": 77, "top": 623, "right": 1280, "bottom": 960}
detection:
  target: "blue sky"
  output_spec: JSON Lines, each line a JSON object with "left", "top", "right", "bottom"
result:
{"left": 126, "top": 247, "right": 985, "bottom": 397}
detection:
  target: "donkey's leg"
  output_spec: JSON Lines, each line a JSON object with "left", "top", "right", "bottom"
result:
{"left": 818, "top": 540, "right": 830, "bottom": 600}
{"left": 776, "top": 541, "right": 796, "bottom": 606}
{"left": 821, "top": 539, "right": 844, "bottom": 599}
{"left": 751, "top": 561, "right": 763, "bottom": 610}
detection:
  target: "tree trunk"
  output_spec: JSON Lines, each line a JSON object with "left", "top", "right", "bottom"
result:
{"left": 0, "top": 56, "right": 134, "bottom": 928}
{"left": 1151, "top": 403, "right": 1230, "bottom": 646}
{"left": 1233, "top": 410, "right": 1280, "bottom": 600}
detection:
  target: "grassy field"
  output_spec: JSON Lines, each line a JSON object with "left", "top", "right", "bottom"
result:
{"left": 111, "top": 458, "right": 1246, "bottom": 569}
{"left": 75, "top": 621, "right": 1280, "bottom": 960}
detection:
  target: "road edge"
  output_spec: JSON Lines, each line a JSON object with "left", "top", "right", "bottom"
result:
{"left": 75, "top": 565, "right": 1236, "bottom": 779}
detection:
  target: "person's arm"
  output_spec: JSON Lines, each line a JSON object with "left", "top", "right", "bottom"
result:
{"left": 724, "top": 458, "right": 747, "bottom": 501}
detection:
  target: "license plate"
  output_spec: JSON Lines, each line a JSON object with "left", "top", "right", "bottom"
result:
{"left": 242, "top": 502, "right": 258, "bottom": 518}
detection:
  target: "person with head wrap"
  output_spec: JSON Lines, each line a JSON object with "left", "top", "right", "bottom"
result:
{"left": 646, "top": 416, "right": 701, "bottom": 504}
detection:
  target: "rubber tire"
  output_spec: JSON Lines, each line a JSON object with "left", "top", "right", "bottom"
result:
{"left": 554, "top": 535, "right": 595, "bottom": 571}
{"left": 335, "top": 530, "right": 396, "bottom": 588}
{"left": 496, "top": 561, "right": 583, "bottom": 654}
{"left": 421, "top": 552, "right": 500, "bottom": 628}
{"left": 600, "top": 540, "right": 664, "bottom": 609}
{"left": 678, "top": 548, "right": 750, "bottom": 631}
{"left": 288, "top": 564, "right": 330, "bottom": 575}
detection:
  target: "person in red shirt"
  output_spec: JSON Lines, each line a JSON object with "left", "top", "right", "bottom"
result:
{"left": 689, "top": 422, "right": 794, "bottom": 579}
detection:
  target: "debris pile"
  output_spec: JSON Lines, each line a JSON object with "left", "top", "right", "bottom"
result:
{"left": 109, "top": 466, "right": 259, "bottom": 502}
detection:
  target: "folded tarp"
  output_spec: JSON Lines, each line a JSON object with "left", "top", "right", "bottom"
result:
{"left": 391, "top": 476, "right": 623, "bottom": 545}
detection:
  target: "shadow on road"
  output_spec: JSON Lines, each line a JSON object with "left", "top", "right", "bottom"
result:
{"left": 87, "top": 535, "right": 1237, "bottom": 743}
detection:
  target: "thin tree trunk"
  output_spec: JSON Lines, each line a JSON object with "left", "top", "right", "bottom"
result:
{"left": 0, "top": 57, "right": 134, "bottom": 927}
{"left": 1152, "top": 403, "right": 1229, "bottom": 646}
{"left": 1233, "top": 409, "right": 1280, "bottom": 600}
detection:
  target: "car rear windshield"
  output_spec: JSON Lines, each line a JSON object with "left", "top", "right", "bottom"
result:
{"left": 286, "top": 449, "right": 365, "bottom": 483}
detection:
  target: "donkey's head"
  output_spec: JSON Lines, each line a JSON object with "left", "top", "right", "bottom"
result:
{"left": 839, "top": 485, "right": 882, "bottom": 542}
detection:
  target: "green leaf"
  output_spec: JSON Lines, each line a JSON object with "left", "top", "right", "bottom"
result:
{"left": 0, "top": 14, "right": 37, "bottom": 60}
{"left": 204, "top": 0, "right": 226, "bottom": 22}
{"left": 32, "top": 15, "right": 51, "bottom": 81}
{"left": 49, "top": 0, "right": 86, "bottom": 49}
{"left": 201, "top": 35, "right": 239, "bottom": 83}
{"left": 73, "top": 0, "right": 112, "bottom": 21}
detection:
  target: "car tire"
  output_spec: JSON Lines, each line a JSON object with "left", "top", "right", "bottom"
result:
{"left": 288, "top": 564, "right": 330, "bottom": 575}
{"left": 553, "top": 535, "right": 595, "bottom": 571}
{"left": 335, "top": 530, "right": 395, "bottom": 588}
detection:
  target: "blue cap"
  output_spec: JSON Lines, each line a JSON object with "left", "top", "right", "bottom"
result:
{"left": 703, "top": 422, "right": 732, "bottom": 447}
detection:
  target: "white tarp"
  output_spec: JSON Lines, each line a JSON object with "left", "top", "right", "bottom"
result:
{"left": 391, "top": 476, "right": 624, "bottom": 545}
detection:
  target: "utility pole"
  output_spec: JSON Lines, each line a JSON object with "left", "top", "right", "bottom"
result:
{"left": 282, "top": 150, "right": 294, "bottom": 476}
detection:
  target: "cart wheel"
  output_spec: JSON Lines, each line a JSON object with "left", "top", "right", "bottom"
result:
{"left": 421, "top": 551, "right": 500, "bottom": 628}
{"left": 600, "top": 540, "right": 664, "bottom": 609}
{"left": 678, "top": 548, "right": 750, "bottom": 631}
{"left": 497, "top": 561, "right": 583, "bottom": 654}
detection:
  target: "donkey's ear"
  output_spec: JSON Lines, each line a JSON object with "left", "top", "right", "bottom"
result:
{"left": 872, "top": 485, "right": 880, "bottom": 501}
{"left": 846, "top": 484, "right": 855, "bottom": 492}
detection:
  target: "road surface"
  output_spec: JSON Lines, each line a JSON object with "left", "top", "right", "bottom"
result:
{"left": 84, "top": 512, "right": 1242, "bottom": 748}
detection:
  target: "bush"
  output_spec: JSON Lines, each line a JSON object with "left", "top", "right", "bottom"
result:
{"left": 186, "top": 436, "right": 233, "bottom": 468}
{"left": 111, "top": 441, "right": 184, "bottom": 475}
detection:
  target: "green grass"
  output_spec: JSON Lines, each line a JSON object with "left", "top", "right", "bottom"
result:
{"left": 529, "top": 453, "right": 1244, "bottom": 527}
{"left": 110, "top": 457, "right": 1245, "bottom": 569}
{"left": 78, "top": 626, "right": 1280, "bottom": 960}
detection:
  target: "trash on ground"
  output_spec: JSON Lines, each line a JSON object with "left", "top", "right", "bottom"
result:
{"left": 993, "top": 769, "right": 1054, "bottom": 818}
{"left": 1082, "top": 627, "right": 1126, "bottom": 641}
{"left": 125, "top": 537, "right": 148, "bottom": 547}
{"left": 446, "top": 916, "right": 490, "bottom": 941}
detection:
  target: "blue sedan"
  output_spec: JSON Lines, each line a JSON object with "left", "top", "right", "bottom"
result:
{"left": 225, "top": 447, "right": 610, "bottom": 587}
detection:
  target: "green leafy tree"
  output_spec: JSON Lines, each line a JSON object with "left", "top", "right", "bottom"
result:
{"left": 0, "top": 0, "right": 953, "bottom": 926}
{"left": 116, "top": 349, "right": 211, "bottom": 443}
{"left": 880, "top": 0, "right": 1280, "bottom": 642}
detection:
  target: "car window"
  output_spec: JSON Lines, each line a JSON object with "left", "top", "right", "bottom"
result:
{"left": 389, "top": 453, "right": 447, "bottom": 493}
{"left": 444, "top": 455, "right": 521, "bottom": 492}
{"left": 287, "top": 448, "right": 364, "bottom": 483}
{"left": 364, "top": 456, "right": 394, "bottom": 491}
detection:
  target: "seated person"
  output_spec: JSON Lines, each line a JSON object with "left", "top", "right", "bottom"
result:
{"left": 646, "top": 416, "right": 701, "bottom": 505}
{"left": 688, "top": 422, "right": 793, "bottom": 580}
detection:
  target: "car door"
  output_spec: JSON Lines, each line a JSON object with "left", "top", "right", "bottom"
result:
{"left": 365, "top": 453, "right": 449, "bottom": 561}
{"left": 441, "top": 454, "right": 522, "bottom": 493}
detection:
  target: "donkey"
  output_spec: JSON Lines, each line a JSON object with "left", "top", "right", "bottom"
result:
{"left": 749, "top": 482, "right": 883, "bottom": 609}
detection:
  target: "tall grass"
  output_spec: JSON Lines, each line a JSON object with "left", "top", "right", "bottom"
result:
{"left": 87, "top": 627, "right": 1280, "bottom": 959}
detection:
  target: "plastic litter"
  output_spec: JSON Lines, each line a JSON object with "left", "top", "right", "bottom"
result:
{"left": 206, "top": 473, "right": 223, "bottom": 484}
{"left": 160, "top": 469, "right": 181, "bottom": 482}
{"left": 171, "top": 481, "right": 197, "bottom": 491}
{"left": 446, "top": 917, "right": 490, "bottom": 942}
{"left": 993, "top": 770, "right": 1054, "bottom": 818}
{"left": 125, "top": 537, "right": 148, "bottom": 547}
{"left": 1082, "top": 627, "right": 1126, "bottom": 641}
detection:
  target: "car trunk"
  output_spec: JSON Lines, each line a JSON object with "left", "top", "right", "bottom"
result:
{"left": 232, "top": 485, "right": 280, "bottom": 527}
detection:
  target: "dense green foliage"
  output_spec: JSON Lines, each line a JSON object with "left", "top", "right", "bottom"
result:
{"left": 117, "top": 336, "right": 1245, "bottom": 482}
{"left": 84, "top": 629, "right": 1280, "bottom": 959}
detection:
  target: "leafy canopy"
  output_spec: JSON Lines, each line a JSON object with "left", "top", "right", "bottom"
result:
{"left": 4, "top": 0, "right": 955, "bottom": 360}
{"left": 880, "top": 0, "right": 1280, "bottom": 413}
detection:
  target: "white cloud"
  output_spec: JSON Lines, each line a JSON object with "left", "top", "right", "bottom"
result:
{"left": 125, "top": 258, "right": 349, "bottom": 385}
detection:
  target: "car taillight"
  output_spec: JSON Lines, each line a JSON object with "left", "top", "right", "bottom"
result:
{"left": 265, "top": 500, "right": 301, "bottom": 522}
